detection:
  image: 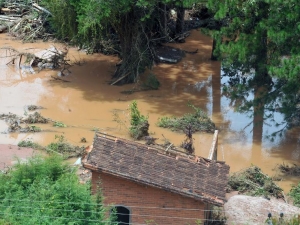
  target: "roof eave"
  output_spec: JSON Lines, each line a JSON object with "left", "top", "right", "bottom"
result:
{"left": 83, "top": 162, "right": 225, "bottom": 206}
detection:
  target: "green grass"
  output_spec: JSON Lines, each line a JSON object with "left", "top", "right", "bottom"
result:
{"left": 17, "top": 140, "right": 43, "bottom": 150}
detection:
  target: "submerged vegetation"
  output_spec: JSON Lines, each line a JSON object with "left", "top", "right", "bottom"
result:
{"left": 46, "top": 135, "right": 85, "bottom": 159}
{"left": 18, "top": 139, "right": 43, "bottom": 150}
{"left": 0, "top": 155, "right": 112, "bottom": 224}
{"left": 129, "top": 100, "right": 149, "bottom": 140}
{"left": 157, "top": 104, "right": 215, "bottom": 133}
{"left": 17, "top": 135, "right": 86, "bottom": 159}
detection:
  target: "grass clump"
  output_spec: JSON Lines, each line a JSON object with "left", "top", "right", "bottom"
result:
{"left": 267, "top": 216, "right": 300, "bottom": 225}
{"left": 0, "top": 155, "right": 112, "bottom": 224}
{"left": 46, "top": 135, "right": 85, "bottom": 158}
{"left": 129, "top": 100, "right": 149, "bottom": 140}
{"left": 289, "top": 182, "right": 300, "bottom": 207}
{"left": 26, "top": 125, "right": 42, "bottom": 132}
{"left": 157, "top": 104, "right": 215, "bottom": 133}
{"left": 53, "top": 121, "right": 67, "bottom": 127}
{"left": 17, "top": 139, "right": 43, "bottom": 150}
{"left": 227, "top": 166, "right": 284, "bottom": 199}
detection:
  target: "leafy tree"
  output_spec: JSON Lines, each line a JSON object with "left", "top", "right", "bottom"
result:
{"left": 43, "top": 0, "right": 202, "bottom": 83}
{"left": 0, "top": 155, "right": 113, "bottom": 225}
{"left": 206, "top": 0, "right": 300, "bottom": 135}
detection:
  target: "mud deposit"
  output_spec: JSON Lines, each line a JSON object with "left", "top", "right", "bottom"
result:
{"left": 0, "top": 30, "right": 299, "bottom": 192}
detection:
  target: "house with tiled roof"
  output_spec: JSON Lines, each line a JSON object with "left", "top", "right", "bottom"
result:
{"left": 83, "top": 132, "right": 230, "bottom": 225}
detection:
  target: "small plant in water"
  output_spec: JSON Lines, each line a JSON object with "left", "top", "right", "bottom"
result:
{"left": 143, "top": 73, "right": 160, "bottom": 90}
{"left": 157, "top": 103, "right": 215, "bottom": 133}
{"left": 17, "top": 139, "right": 43, "bottom": 150}
{"left": 129, "top": 100, "right": 149, "bottom": 140}
{"left": 46, "top": 135, "right": 85, "bottom": 158}
{"left": 53, "top": 121, "right": 67, "bottom": 127}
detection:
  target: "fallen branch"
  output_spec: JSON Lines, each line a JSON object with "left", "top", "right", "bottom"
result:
{"left": 32, "top": 3, "right": 52, "bottom": 16}
{"left": 51, "top": 75, "right": 70, "bottom": 82}
{"left": 0, "top": 19, "right": 21, "bottom": 33}
{"left": 111, "top": 72, "right": 130, "bottom": 85}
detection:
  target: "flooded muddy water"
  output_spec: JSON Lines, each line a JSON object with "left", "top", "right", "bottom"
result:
{"left": 0, "top": 30, "right": 299, "bottom": 192}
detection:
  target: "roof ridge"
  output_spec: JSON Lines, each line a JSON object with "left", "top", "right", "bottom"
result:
{"left": 95, "top": 132, "right": 227, "bottom": 165}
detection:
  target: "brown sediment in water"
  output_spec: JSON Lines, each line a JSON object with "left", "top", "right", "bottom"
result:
{"left": 0, "top": 31, "right": 300, "bottom": 192}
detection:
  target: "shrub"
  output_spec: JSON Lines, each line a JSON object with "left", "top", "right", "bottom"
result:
{"left": 18, "top": 139, "right": 43, "bottom": 150}
{"left": 129, "top": 101, "right": 149, "bottom": 139}
{"left": 289, "top": 182, "right": 300, "bottom": 207}
{"left": 157, "top": 104, "right": 215, "bottom": 133}
{"left": 0, "top": 155, "right": 113, "bottom": 224}
{"left": 143, "top": 73, "right": 160, "bottom": 90}
{"left": 46, "top": 135, "right": 85, "bottom": 158}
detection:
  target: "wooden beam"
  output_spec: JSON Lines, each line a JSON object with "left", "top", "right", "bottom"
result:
{"left": 208, "top": 130, "right": 218, "bottom": 160}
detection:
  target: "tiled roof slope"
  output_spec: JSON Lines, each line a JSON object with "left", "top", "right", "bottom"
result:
{"left": 83, "top": 133, "right": 230, "bottom": 206}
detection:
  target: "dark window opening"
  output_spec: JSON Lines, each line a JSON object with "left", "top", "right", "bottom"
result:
{"left": 112, "top": 206, "right": 130, "bottom": 225}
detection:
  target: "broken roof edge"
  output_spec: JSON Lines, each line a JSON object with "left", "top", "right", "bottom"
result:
{"left": 94, "top": 131, "right": 228, "bottom": 165}
{"left": 83, "top": 161, "right": 226, "bottom": 206}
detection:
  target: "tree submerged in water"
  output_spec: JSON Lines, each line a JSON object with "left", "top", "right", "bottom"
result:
{"left": 181, "top": 124, "right": 195, "bottom": 155}
{"left": 157, "top": 104, "right": 215, "bottom": 133}
{"left": 42, "top": 0, "right": 202, "bottom": 84}
{"left": 206, "top": 0, "right": 300, "bottom": 137}
{"left": 129, "top": 100, "right": 149, "bottom": 140}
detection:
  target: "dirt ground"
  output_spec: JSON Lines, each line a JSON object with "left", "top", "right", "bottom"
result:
{"left": 0, "top": 144, "right": 36, "bottom": 170}
{"left": 224, "top": 194, "right": 300, "bottom": 225}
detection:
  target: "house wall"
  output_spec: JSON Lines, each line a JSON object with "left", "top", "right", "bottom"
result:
{"left": 91, "top": 171, "right": 205, "bottom": 225}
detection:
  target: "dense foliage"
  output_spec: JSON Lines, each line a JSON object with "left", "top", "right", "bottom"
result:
{"left": 157, "top": 104, "right": 215, "bottom": 133}
{"left": 206, "top": 0, "right": 300, "bottom": 135}
{"left": 41, "top": 0, "right": 202, "bottom": 83}
{"left": 289, "top": 182, "right": 300, "bottom": 207}
{"left": 0, "top": 155, "right": 112, "bottom": 225}
{"left": 129, "top": 100, "right": 149, "bottom": 139}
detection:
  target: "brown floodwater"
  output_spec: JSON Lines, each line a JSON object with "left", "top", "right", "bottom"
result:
{"left": 0, "top": 30, "right": 299, "bottom": 192}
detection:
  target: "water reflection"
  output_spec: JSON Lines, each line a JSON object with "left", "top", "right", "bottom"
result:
{"left": 218, "top": 68, "right": 300, "bottom": 190}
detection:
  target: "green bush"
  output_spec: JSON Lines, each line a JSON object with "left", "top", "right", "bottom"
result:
{"left": 143, "top": 73, "right": 160, "bottom": 90}
{"left": 129, "top": 101, "right": 149, "bottom": 139}
{"left": 157, "top": 104, "right": 215, "bottom": 133}
{"left": 41, "top": 0, "right": 78, "bottom": 41}
{"left": 0, "top": 155, "right": 113, "bottom": 224}
{"left": 18, "top": 139, "right": 43, "bottom": 150}
{"left": 267, "top": 216, "right": 300, "bottom": 225}
{"left": 289, "top": 182, "right": 300, "bottom": 207}
{"left": 46, "top": 135, "right": 85, "bottom": 158}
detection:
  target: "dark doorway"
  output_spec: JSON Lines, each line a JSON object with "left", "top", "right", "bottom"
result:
{"left": 112, "top": 206, "right": 130, "bottom": 225}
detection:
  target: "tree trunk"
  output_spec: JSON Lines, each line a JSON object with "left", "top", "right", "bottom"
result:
{"left": 211, "top": 38, "right": 217, "bottom": 60}
{"left": 176, "top": 5, "right": 185, "bottom": 34}
{"left": 157, "top": 3, "right": 169, "bottom": 39}
{"left": 113, "top": 10, "right": 153, "bottom": 84}
{"left": 252, "top": 86, "right": 266, "bottom": 144}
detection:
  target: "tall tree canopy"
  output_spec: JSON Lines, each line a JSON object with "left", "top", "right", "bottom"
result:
{"left": 206, "top": 0, "right": 300, "bottom": 133}
{"left": 43, "top": 0, "right": 200, "bottom": 83}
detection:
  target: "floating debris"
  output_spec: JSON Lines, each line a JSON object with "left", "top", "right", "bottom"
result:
{"left": 26, "top": 105, "right": 44, "bottom": 111}
{"left": 0, "top": 112, "right": 48, "bottom": 133}
{"left": 278, "top": 163, "right": 300, "bottom": 176}
{"left": 227, "top": 166, "right": 284, "bottom": 199}
{"left": 23, "top": 112, "right": 48, "bottom": 124}
{"left": 46, "top": 135, "right": 85, "bottom": 159}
